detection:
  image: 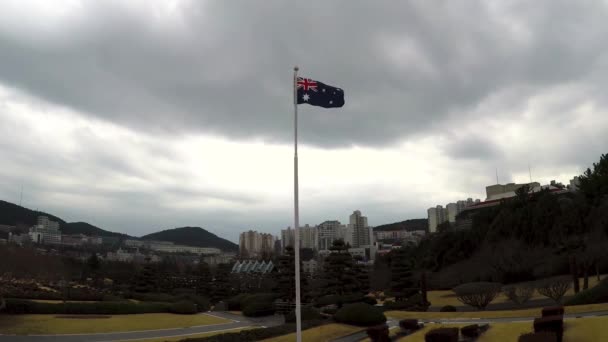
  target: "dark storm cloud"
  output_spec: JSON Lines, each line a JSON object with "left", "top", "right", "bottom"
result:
{"left": 1, "top": 1, "right": 608, "bottom": 147}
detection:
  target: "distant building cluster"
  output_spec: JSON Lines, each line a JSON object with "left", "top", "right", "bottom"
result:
{"left": 427, "top": 177, "right": 579, "bottom": 233}
{"left": 124, "top": 239, "right": 221, "bottom": 255}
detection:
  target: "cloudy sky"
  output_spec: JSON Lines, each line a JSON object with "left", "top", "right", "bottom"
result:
{"left": 1, "top": 0, "right": 607, "bottom": 242}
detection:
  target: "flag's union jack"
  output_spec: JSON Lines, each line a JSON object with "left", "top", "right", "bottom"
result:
{"left": 296, "top": 76, "right": 344, "bottom": 108}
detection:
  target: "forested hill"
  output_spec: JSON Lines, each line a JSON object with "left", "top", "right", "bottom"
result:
{"left": 373, "top": 218, "right": 428, "bottom": 232}
{"left": 0, "top": 200, "right": 129, "bottom": 238}
{"left": 141, "top": 227, "right": 238, "bottom": 252}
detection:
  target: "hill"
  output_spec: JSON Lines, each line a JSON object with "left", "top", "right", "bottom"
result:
{"left": 141, "top": 227, "right": 238, "bottom": 252}
{"left": 62, "top": 222, "right": 130, "bottom": 238}
{"left": 0, "top": 200, "right": 65, "bottom": 226}
{"left": 373, "top": 218, "right": 428, "bottom": 232}
{"left": 0, "top": 200, "right": 129, "bottom": 238}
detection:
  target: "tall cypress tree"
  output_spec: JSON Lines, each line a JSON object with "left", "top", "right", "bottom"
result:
{"left": 210, "top": 263, "right": 233, "bottom": 303}
{"left": 277, "top": 246, "right": 296, "bottom": 302}
{"left": 132, "top": 258, "right": 158, "bottom": 293}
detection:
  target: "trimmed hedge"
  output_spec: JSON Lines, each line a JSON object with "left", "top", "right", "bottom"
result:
{"left": 226, "top": 293, "right": 277, "bottom": 312}
{"left": 5, "top": 299, "right": 171, "bottom": 315}
{"left": 334, "top": 303, "right": 387, "bottom": 327}
{"left": 285, "top": 306, "right": 321, "bottom": 323}
{"left": 366, "top": 324, "right": 390, "bottom": 342}
{"left": 399, "top": 319, "right": 420, "bottom": 331}
{"left": 440, "top": 305, "right": 457, "bottom": 312}
{"left": 519, "top": 332, "right": 558, "bottom": 342}
{"left": 424, "top": 327, "right": 459, "bottom": 342}
{"left": 242, "top": 301, "right": 275, "bottom": 317}
{"left": 541, "top": 306, "right": 564, "bottom": 317}
{"left": 182, "top": 320, "right": 326, "bottom": 342}
{"left": 169, "top": 301, "right": 198, "bottom": 314}
{"left": 564, "top": 277, "right": 608, "bottom": 306}
{"left": 534, "top": 316, "right": 563, "bottom": 342}
{"left": 460, "top": 324, "right": 480, "bottom": 338}
{"left": 314, "top": 294, "right": 368, "bottom": 307}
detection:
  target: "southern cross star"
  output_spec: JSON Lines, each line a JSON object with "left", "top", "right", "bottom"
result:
{"left": 302, "top": 93, "right": 310, "bottom": 101}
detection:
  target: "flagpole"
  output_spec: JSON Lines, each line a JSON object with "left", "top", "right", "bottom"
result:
{"left": 293, "top": 66, "right": 302, "bottom": 342}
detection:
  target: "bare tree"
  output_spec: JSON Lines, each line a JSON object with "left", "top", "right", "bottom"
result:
{"left": 453, "top": 282, "right": 502, "bottom": 310}
{"left": 536, "top": 276, "right": 571, "bottom": 304}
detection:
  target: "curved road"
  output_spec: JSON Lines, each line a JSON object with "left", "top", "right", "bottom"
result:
{"left": 0, "top": 312, "right": 282, "bottom": 342}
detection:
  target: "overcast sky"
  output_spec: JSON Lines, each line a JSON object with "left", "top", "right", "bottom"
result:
{"left": 1, "top": 0, "right": 607, "bottom": 242}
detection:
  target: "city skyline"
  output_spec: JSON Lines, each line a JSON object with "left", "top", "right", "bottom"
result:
{"left": 1, "top": 1, "right": 607, "bottom": 243}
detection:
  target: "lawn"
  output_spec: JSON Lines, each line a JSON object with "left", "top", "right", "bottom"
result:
{"left": 393, "top": 317, "right": 608, "bottom": 341}
{"left": 427, "top": 275, "right": 605, "bottom": 307}
{"left": 117, "top": 327, "right": 253, "bottom": 342}
{"left": 386, "top": 302, "right": 608, "bottom": 320}
{"left": 0, "top": 313, "right": 230, "bottom": 335}
{"left": 260, "top": 323, "right": 364, "bottom": 342}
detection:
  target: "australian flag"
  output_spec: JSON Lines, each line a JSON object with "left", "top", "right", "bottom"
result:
{"left": 296, "top": 77, "right": 344, "bottom": 108}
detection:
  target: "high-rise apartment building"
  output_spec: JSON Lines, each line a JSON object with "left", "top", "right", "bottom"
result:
{"left": 29, "top": 216, "right": 61, "bottom": 244}
{"left": 317, "top": 220, "right": 344, "bottom": 250}
{"left": 299, "top": 224, "right": 318, "bottom": 250}
{"left": 349, "top": 210, "right": 371, "bottom": 248}
{"left": 281, "top": 227, "right": 295, "bottom": 251}
{"left": 239, "top": 230, "right": 274, "bottom": 258}
{"left": 427, "top": 205, "right": 448, "bottom": 233}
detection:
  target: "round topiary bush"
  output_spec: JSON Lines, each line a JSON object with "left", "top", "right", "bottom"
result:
{"left": 440, "top": 305, "right": 457, "bottom": 312}
{"left": 169, "top": 300, "right": 197, "bottom": 314}
{"left": 285, "top": 306, "right": 321, "bottom": 323}
{"left": 334, "top": 303, "right": 387, "bottom": 327}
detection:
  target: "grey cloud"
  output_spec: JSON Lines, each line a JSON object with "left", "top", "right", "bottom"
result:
{"left": 443, "top": 136, "right": 501, "bottom": 161}
{"left": 1, "top": 1, "right": 608, "bottom": 147}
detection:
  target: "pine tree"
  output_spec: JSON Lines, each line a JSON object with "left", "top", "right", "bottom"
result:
{"left": 210, "top": 263, "right": 233, "bottom": 303}
{"left": 352, "top": 256, "right": 370, "bottom": 295}
{"left": 389, "top": 248, "right": 418, "bottom": 302}
{"left": 277, "top": 246, "right": 296, "bottom": 302}
{"left": 195, "top": 259, "right": 212, "bottom": 296}
{"left": 321, "top": 240, "right": 357, "bottom": 297}
{"left": 132, "top": 259, "right": 158, "bottom": 293}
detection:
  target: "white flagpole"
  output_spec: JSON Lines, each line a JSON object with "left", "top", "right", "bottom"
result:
{"left": 293, "top": 66, "right": 302, "bottom": 342}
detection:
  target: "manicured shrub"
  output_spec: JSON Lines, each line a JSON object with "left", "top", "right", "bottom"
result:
{"left": 453, "top": 282, "right": 502, "bottom": 310}
{"left": 519, "top": 332, "right": 558, "bottom": 342}
{"left": 424, "top": 327, "right": 459, "bottom": 342}
{"left": 440, "top": 305, "right": 457, "bottom": 312}
{"left": 334, "top": 303, "right": 387, "bottom": 327}
{"left": 4, "top": 299, "right": 171, "bottom": 315}
{"left": 460, "top": 324, "right": 480, "bottom": 338}
{"left": 541, "top": 306, "right": 564, "bottom": 317}
{"left": 320, "top": 305, "right": 337, "bottom": 315}
{"left": 399, "top": 319, "right": 420, "bottom": 331}
{"left": 102, "top": 294, "right": 125, "bottom": 302}
{"left": 534, "top": 316, "right": 563, "bottom": 342}
{"left": 536, "top": 277, "right": 571, "bottom": 304}
{"left": 285, "top": 306, "right": 321, "bottom": 323}
{"left": 169, "top": 300, "right": 197, "bottom": 314}
{"left": 131, "top": 292, "right": 176, "bottom": 303}
{"left": 362, "top": 296, "right": 378, "bottom": 305}
{"left": 366, "top": 323, "right": 390, "bottom": 342}
{"left": 503, "top": 284, "right": 535, "bottom": 306}
{"left": 564, "top": 277, "right": 608, "bottom": 306}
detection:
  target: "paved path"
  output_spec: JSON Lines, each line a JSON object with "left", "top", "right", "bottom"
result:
{"left": 330, "top": 310, "right": 608, "bottom": 342}
{"left": 0, "top": 312, "right": 282, "bottom": 342}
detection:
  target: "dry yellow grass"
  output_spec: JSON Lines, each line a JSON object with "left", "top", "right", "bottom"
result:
{"left": 117, "top": 327, "right": 253, "bottom": 342}
{"left": 0, "top": 313, "right": 230, "bottom": 335}
{"left": 260, "top": 324, "right": 364, "bottom": 342}
{"left": 386, "top": 302, "right": 608, "bottom": 320}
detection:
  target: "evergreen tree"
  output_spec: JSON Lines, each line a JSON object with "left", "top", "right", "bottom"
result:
{"left": 132, "top": 258, "right": 158, "bottom": 293}
{"left": 321, "top": 240, "right": 358, "bottom": 298}
{"left": 195, "top": 259, "right": 212, "bottom": 296}
{"left": 389, "top": 248, "right": 418, "bottom": 302}
{"left": 210, "top": 263, "right": 233, "bottom": 303}
{"left": 352, "top": 256, "right": 370, "bottom": 295}
{"left": 276, "top": 246, "right": 296, "bottom": 302}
